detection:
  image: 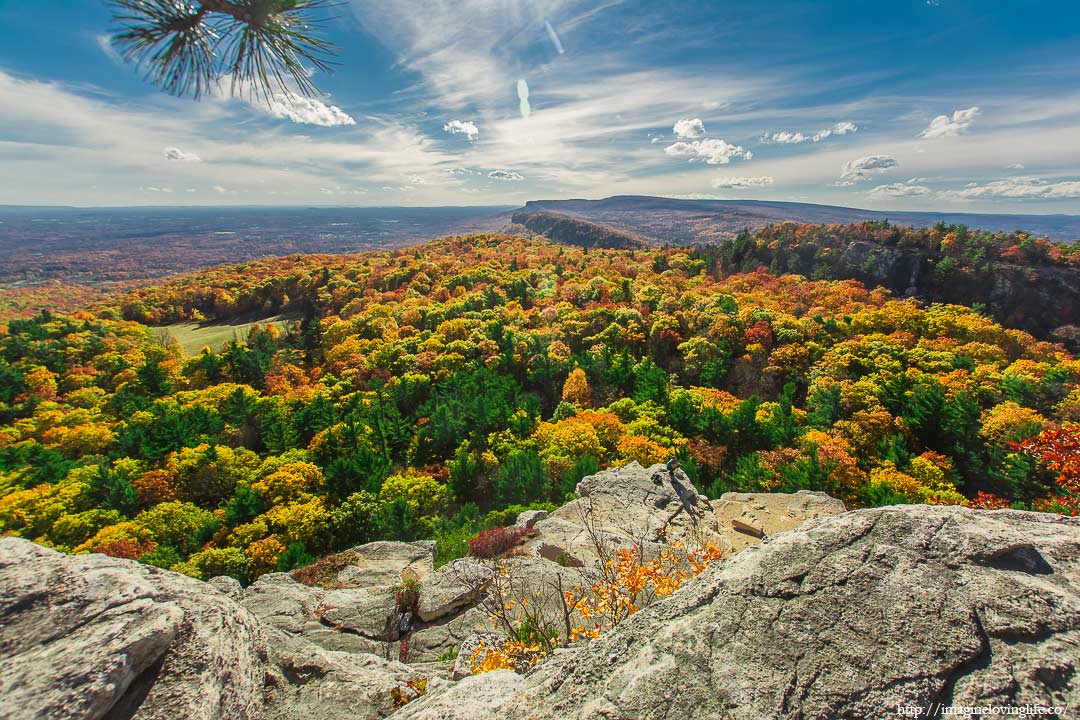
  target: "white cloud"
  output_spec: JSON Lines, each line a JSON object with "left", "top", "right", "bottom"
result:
{"left": 319, "top": 185, "right": 367, "bottom": 195}
{"left": 144, "top": 186, "right": 173, "bottom": 193}
{"left": 764, "top": 121, "right": 858, "bottom": 144}
{"left": 665, "top": 138, "right": 752, "bottom": 165}
{"left": 211, "top": 185, "right": 228, "bottom": 194}
{"left": 831, "top": 121, "right": 858, "bottom": 135}
{"left": 840, "top": 154, "right": 898, "bottom": 182}
{"left": 443, "top": 119, "right": 479, "bottom": 141}
{"left": 711, "top": 176, "right": 774, "bottom": 189}
{"left": 868, "top": 180, "right": 932, "bottom": 197}
{"left": 673, "top": 118, "right": 706, "bottom": 139}
{"left": 448, "top": 167, "right": 477, "bottom": 176}
{"left": 920, "top": 106, "right": 979, "bottom": 139}
{"left": 1007, "top": 163, "right": 1026, "bottom": 170}
{"left": 945, "top": 177, "right": 1080, "bottom": 200}
{"left": 767, "top": 131, "right": 810, "bottom": 144}
{"left": 163, "top": 147, "right": 200, "bottom": 162}
{"left": 260, "top": 91, "right": 356, "bottom": 127}
{"left": 488, "top": 169, "right": 524, "bottom": 181}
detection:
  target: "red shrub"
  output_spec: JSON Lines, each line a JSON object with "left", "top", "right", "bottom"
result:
{"left": 967, "top": 491, "right": 1012, "bottom": 510}
{"left": 96, "top": 538, "right": 157, "bottom": 560}
{"left": 468, "top": 526, "right": 529, "bottom": 559}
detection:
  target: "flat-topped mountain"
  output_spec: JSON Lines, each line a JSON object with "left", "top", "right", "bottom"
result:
{"left": 522, "top": 196, "right": 1080, "bottom": 243}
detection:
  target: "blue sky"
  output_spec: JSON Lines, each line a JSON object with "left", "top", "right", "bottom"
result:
{"left": 1, "top": 0, "right": 1079, "bottom": 211}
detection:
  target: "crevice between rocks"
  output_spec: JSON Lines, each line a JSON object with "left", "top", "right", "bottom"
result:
{"left": 933, "top": 610, "right": 993, "bottom": 717}
{"left": 101, "top": 653, "right": 169, "bottom": 720}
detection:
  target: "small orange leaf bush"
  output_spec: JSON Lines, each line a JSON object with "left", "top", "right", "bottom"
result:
{"left": 469, "top": 540, "right": 726, "bottom": 673}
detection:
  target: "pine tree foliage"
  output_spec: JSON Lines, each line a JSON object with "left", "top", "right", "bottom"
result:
{"left": 108, "top": 0, "right": 337, "bottom": 100}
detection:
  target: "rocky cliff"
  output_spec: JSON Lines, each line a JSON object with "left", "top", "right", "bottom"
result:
{"left": 2, "top": 463, "right": 1077, "bottom": 720}
{"left": 417, "top": 504, "right": 1080, "bottom": 720}
{"left": 719, "top": 236, "right": 1080, "bottom": 345}
{"left": 510, "top": 210, "right": 648, "bottom": 250}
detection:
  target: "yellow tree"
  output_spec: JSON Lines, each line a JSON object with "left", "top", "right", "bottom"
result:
{"left": 561, "top": 368, "right": 592, "bottom": 407}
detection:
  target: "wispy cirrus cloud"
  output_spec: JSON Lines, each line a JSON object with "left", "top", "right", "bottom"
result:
{"left": 712, "top": 176, "right": 774, "bottom": 189}
{"left": 347, "top": 0, "right": 596, "bottom": 109}
{"left": 7, "top": 2, "right": 1080, "bottom": 211}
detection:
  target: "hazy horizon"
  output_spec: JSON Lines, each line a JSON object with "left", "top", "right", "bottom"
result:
{"left": 3, "top": 195, "right": 1080, "bottom": 219}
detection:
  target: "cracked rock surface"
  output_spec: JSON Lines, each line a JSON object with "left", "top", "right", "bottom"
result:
{"left": 0, "top": 539, "right": 432, "bottom": 720}
{"left": 3, "top": 465, "right": 1077, "bottom": 720}
{"left": 0, "top": 538, "right": 275, "bottom": 720}
{"left": 479, "top": 505, "right": 1080, "bottom": 720}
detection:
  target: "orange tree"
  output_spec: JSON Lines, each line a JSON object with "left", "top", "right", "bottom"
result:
{"left": 1013, "top": 423, "right": 1080, "bottom": 515}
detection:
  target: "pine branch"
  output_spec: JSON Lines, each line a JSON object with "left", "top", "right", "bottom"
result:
{"left": 107, "top": 0, "right": 339, "bottom": 100}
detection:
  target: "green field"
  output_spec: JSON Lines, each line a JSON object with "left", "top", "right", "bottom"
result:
{"left": 158, "top": 316, "right": 293, "bottom": 355}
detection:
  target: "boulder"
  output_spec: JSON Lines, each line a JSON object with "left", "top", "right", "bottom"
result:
{"left": 389, "top": 670, "right": 525, "bottom": 720}
{"left": 712, "top": 490, "right": 847, "bottom": 551}
{"left": 406, "top": 605, "right": 492, "bottom": 662}
{"left": 208, "top": 575, "right": 244, "bottom": 600}
{"left": 17, "top": 462, "right": 1072, "bottom": 720}
{"left": 527, "top": 462, "right": 730, "bottom": 566}
{"left": 0, "top": 538, "right": 275, "bottom": 720}
{"left": 514, "top": 510, "right": 549, "bottom": 529}
{"left": 334, "top": 541, "right": 435, "bottom": 588}
{"left": 240, "top": 572, "right": 385, "bottom": 656}
{"left": 416, "top": 557, "right": 490, "bottom": 623}
{"left": 266, "top": 630, "right": 427, "bottom": 720}
{"left": 242, "top": 541, "right": 440, "bottom": 660}
{"left": 461, "top": 505, "right": 1080, "bottom": 719}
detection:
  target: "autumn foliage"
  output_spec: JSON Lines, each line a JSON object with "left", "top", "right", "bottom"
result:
{"left": 468, "top": 526, "right": 530, "bottom": 559}
{"left": 468, "top": 540, "right": 726, "bottom": 674}
{"left": 0, "top": 233, "right": 1077, "bottom": 586}
{"left": 1013, "top": 423, "right": 1080, "bottom": 515}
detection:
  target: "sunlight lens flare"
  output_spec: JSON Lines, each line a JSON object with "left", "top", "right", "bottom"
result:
{"left": 543, "top": 19, "right": 566, "bottom": 54}
{"left": 517, "top": 78, "right": 531, "bottom": 118}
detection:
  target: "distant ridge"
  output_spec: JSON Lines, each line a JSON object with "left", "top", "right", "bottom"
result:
{"left": 510, "top": 209, "right": 647, "bottom": 249}
{"left": 522, "top": 196, "right": 1080, "bottom": 243}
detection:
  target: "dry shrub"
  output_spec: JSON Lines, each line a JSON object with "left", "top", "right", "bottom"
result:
{"left": 467, "top": 526, "right": 531, "bottom": 558}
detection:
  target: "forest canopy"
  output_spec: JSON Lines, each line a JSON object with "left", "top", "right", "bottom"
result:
{"left": 2, "top": 233, "right": 1078, "bottom": 584}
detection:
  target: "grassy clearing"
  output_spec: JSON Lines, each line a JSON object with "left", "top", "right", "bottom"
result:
{"left": 158, "top": 316, "right": 292, "bottom": 355}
